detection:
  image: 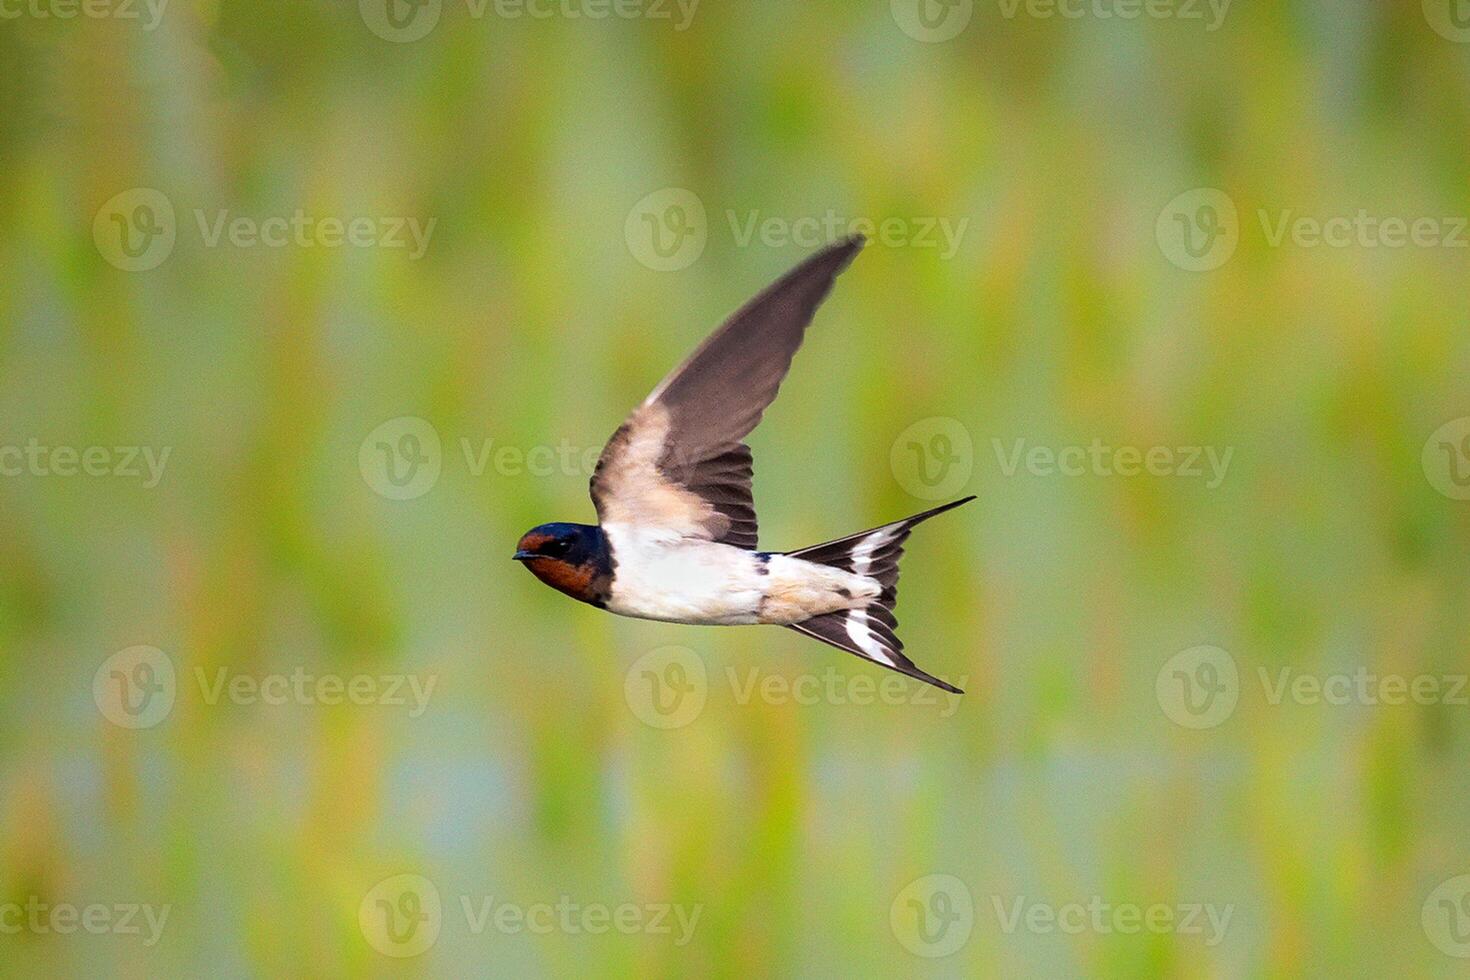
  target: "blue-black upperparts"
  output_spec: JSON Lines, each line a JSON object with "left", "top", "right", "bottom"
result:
{"left": 513, "top": 522, "right": 614, "bottom": 607}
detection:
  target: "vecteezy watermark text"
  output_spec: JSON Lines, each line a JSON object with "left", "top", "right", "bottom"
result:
{"left": 888, "top": 875, "right": 1233, "bottom": 958}
{"left": 0, "top": 897, "right": 170, "bottom": 947}
{"left": 991, "top": 895, "right": 1233, "bottom": 946}
{"left": 195, "top": 667, "right": 437, "bottom": 718}
{"left": 0, "top": 0, "right": 166, "bottom": 29}
{"left": 997, "top": 0, "right": 1230, "bottom": 30}
{"left": 623, "top": 190, "right": 972, "bottom": 272}
{"left": 93, "top": 188, "right": 437, "bottom": 272}
{"left": 726, "top": 210, "right": 969, "bottom": 260}
{"left": 992, "top": 438, "right": 1233, "bottom": 488}
{"left": 359, "top": 0, "right": 698, "bottom": 43}
{"left": 194, "top": 210, "right": 435, "bottom": 258}
{"left": 623, "top": 648, "right": 966, "bottom": 729}
{"left": 94, "top": 647, "right": 439, "bottom": 729}
{"left": 358, "top": 875, "right": 701, "bottom": 958}
{"left": 461, "top": 895, "right": 701, "bottom": 945}
{"left": 0, "top": 440, "right": 170, "bottom": 487}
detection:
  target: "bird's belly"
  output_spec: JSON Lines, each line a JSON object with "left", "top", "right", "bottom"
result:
{"left": 603, "top": 531, "right": 766, "bottom": 625}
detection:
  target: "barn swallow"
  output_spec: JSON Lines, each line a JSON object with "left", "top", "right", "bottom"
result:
{"left": 514, "top": 236, "right": 973, "bottom": 693}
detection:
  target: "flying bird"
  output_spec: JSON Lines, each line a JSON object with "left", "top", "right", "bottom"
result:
{"left": 514, "top": 235, "right": 972, "bottom": 694}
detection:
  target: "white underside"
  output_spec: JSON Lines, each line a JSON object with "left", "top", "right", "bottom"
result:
{"left": 601, "top": 523, "right": 880, "bottom": 626}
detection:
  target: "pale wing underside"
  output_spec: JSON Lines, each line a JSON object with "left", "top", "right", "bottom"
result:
{"left": 590, "top": 236, "right": 865, "bottom": 548}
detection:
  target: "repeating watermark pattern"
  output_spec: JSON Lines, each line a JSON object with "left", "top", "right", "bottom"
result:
{"left": 624, "top": 646, "right": 708, "bottom": 729}
{"left": 624, "top": 649, "right": 965, "bottom": 729}
{"left": 625, "top": 188, "right": 708, "bottom": 271}
{"left": 95, "top": 649, "right": 438, "bottom": 727}
{"left": 624, "top": 192, "right": 971, "bottom": 271}
{"left": 195, "top": 667, "right": 437, "bottom": 717}
{"left": 1424, "top": 0, "right": 1470, "bottom": 43}
{"left": 1156, "top": 188, "right": 1239, "bottom": 272}
{"left": 360, "top": 0, "right": 699, "bottom": 42}
{"left": 1423, "top": 417, "right": 1470, "bottom": 500}
{"left": 891, "top": 417, "right": 975, "bottom": 501}
{"left": 359, "top": 421, "right": 621, "bottom": 500}
{"left": 360, "top": 417, "right": 443, "bottom": 501}
{"left": 1157, "top": 646, "right": 1470, "bottom": 729}
{"left": 1423, "top": 874, "right": 1470, "bottom": 958}
{"left": 460, "top": 896, "right": 701, "bottom": 945}
{"left": 0, "top": 0, "right": 166, "bottom": 27}
{"left": 997, "top": 0, "right": 1231, "bottom": 29}
{"left": 194, "top": 210, "right": 435, "bottom": 258}
{"left": 727, "top": 210, "right": 969, "bottom": 260}
{"left": 991, "top": 895, "right": 1233, "bottom": 946}
{"left": 1159, "top": 188, "right": 1470, "bottom": 270}
{"left": 890, "top": 876, "right": 1233, "bottom": 957}
{"left": 94, "top": 646, "right": 177, "bottom": 730}
{"left": 461, "top": 437, "right": 604, "bottom": 479}
{"left": 358, "top": 875, "right": 701, "bottom": 957}
{"left": 890, "top": 874, "right": 975, "bottom": 958}
{"left": 1155, "top": 645, "right": 1239, "bottom": 729}
{"left": 894, "top": 0, "right": 1229, "bottom": 42}
{"left": 0, "top": 440, "right": 170, "bottom": 487}
{"left": 0, "top": 897, "right": 170, "bottom": 947}
{"left": 93, "top": 190, "right": 435, "bottom": 271}
{"left": 727, "top": 665, "right": 965, "bottom": 716}
{"left": 93, "top": 188, "right": 176, "bottom": 272}
{"left": 1258, "top": 210, "right": 1467, "bottom": 250}
{"left": 360, "top": 875, "right": 443, "bottom": 958}
{"left": 1258, "top": 668, "right": 1468, "bottom": 707}
{"left": 890, "top": 0, "right": 975, "bottom": 42}
{"left": 992, "top": 438, "right": 1232, "bottom": 488}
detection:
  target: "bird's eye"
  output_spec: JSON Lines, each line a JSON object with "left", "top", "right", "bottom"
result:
{"left": 546, "top": 539, "right": 572, "bottom": 557}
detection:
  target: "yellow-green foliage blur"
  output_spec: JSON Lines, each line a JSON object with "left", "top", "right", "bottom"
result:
{"left": 2, "top": 0, "right": 1470, "bottom": 975}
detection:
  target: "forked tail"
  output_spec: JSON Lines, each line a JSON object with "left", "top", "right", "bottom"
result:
{"left": 782, "top": 496, "right": 975, "bottom": 694}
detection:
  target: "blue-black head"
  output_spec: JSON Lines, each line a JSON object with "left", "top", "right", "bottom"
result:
{"left": 513, "top": 522, "right": 612, "bottom": 606}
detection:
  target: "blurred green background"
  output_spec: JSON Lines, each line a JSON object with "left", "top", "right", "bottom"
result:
{"left": 4, "top": 0, "right": 1470, "bottom": 975}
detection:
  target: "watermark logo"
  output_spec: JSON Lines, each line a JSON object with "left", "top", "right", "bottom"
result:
{"left": 625, "top": 188, "right": 707, "bottom": 272}
{"left": 360, "top": 0, "right": 441, "bottom": 41}
{"left": 360, "top": 417, "right": 442, "bottom": 500}
{"left": 890, "top": 874, "right": 974, "bottom": 957}
{"left": 624, "top": 646, "right": 707, "bottom": 729}
{"left": 94, "top": 646, "right": 176, "bottom": 729}
{"left": 1423, "top": 417, "right": 1470, "bottom": 501}
{"left": 891, "top": 0, "right": 974, "bottom": 42}
{"left": 360, "top": 874, "right": 443, "bottom": 957}
{"left": 891, "top": 417, "right": 974, "bottom": 500}
{"left": 1423, "top": 874, "right": 1470, "bottom": 957}
{"left": 1156, "top": 645, "right": 1238, "bottom": 729}
{"left": 94, "top": 188, "right": 176, "bottom": 272}
{"left": 1424, "top": 0, "right": 1470, "bottom": 43}
{"left": 1156, "top": 188, "right": 1238, "bottom": 271}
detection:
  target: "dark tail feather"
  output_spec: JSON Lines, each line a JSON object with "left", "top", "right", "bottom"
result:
{"left": 782, "top": 496, "right": 975, "bottom": 695}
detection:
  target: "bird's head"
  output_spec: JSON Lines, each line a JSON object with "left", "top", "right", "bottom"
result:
{"left": 513, "top": 522, "right": 611, "bottom": 606}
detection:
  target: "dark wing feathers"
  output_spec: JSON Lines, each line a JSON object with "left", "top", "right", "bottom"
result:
{"left": 786, "top": 617, "right": 963, "bottom": 694}
{"left": 591, "top": 236, "right": 865, "bottom": 547}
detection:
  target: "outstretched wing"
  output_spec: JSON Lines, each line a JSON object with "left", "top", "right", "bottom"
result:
{"left": 590, "top": 236, "right": 865, "bottom": 548}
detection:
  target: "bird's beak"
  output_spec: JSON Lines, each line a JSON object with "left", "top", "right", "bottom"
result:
{"left": 512, "top": 549, "right": 536, "bottom": 561}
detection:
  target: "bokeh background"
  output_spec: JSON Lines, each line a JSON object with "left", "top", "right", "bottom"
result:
{"left": 4, "top": 0, "right": 1470, "bottom": 975}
